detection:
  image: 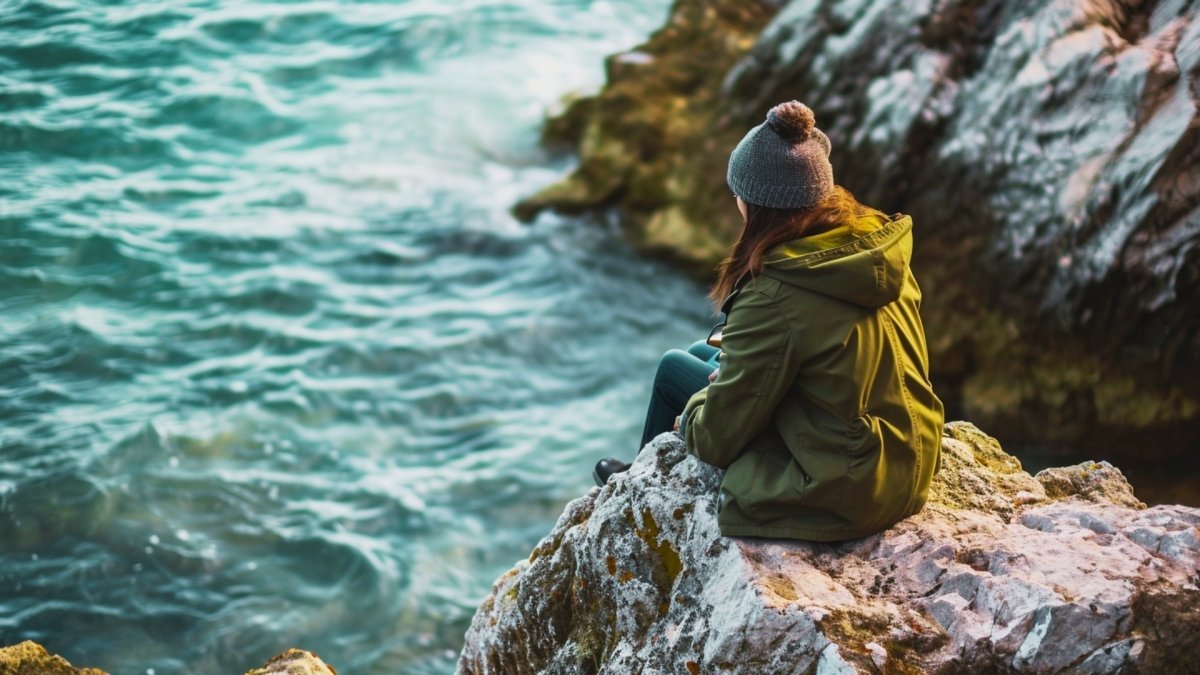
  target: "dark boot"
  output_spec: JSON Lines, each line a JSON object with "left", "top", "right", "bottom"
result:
{"left": 592, "top": 457, "right": 630, "bottom": 486}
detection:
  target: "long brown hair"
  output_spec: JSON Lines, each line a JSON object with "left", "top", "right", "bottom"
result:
{"left": 708, "top": 186, "right": 883, "bottom": 310}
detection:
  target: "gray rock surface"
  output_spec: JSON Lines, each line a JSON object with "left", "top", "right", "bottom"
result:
{"left": 457, "top": 423, "right": 1200, "bottom": 674}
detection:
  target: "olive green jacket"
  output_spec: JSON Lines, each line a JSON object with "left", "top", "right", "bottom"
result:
{"left": 681, "top": 212, "right": 944, "bottom": 541}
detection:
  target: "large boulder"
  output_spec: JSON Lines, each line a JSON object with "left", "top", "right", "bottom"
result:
{"left": 457, "top": 424, "right": 1200, "bottom": 674}
{"left": 515, "top": 0, "right": 1200, "bottom": 468}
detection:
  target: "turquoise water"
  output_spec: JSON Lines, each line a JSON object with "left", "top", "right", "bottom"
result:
{"left": 0, "top": 1, "right": 715, "bottom": 672}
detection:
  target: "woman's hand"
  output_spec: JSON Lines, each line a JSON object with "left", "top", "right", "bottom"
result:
{"left": 673, "top": 415, "right": 681, "bottom": 431}
{"left": 708, "top": 369, "right": 720, "bottom": 383}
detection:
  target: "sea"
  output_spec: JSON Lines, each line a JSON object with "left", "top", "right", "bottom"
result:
{"left": 0, "top": 1, "right": 719, "bottom": 672}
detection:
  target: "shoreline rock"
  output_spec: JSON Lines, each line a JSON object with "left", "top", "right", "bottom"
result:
{"left": 0, "top": 642, "right": 337, "bottom": 675}
{"left": 513, "top": 0, "right": 780, "bottom": 277}
{"left": 514, "top": 0, "right": 1200, "bottom": 470}
{"left": 457, "top": 423, "right": 1200, "bottom": 673}
{"left": 0, "top": 642, "right": 106, "bottom": 675}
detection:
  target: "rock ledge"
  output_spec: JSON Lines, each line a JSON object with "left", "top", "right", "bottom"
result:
{"left": 457, "top": 422, "right": 1200, "bottom": 674}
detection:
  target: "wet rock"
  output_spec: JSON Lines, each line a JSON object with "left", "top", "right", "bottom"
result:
{"left": 457, "top": 423, "right": 1200, "bottom": 674}
{"left": 517, "top": 0, "right": 1200, "bottom": 472}
{"left": 605, "top": 51, "right": 655, "bottom": 82}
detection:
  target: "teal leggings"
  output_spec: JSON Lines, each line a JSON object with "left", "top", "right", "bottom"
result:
{"left": 639, "top": 339, "right": 719, "bottom": 449}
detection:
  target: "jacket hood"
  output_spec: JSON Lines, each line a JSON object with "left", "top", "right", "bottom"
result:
{"left": 760, "top": 212, "right": 913, "bottom": 308}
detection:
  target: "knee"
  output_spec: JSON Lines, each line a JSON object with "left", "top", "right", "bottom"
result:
{"left": 654, "top": 350, "right": 693, "bottom": 385}
{"left": 686, "top": 339, "right": 711, "bottom": 358}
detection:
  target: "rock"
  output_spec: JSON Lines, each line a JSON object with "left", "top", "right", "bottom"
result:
{"left": 456, "top": 423, "right": 1200, "bottom": 674}
{"left": 244, "top": 649, "right": 338, "bottom": 675}
{"left": 0, "top": 642, "right": 338, "bottom": 675}
{"left": 513, "top": 0, "right": 780, "bottom": 276}
{"left": 1035, "top": 460, "right": 1148, "bottom": 509}
{"left": 516, "top": 0, "right": 1200, "bottom": 471}
{"left": 0, "top": 642, "right": 107, "bottom": 675}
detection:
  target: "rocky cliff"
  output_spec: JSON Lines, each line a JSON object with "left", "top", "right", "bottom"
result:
{"left": 457, "top": 424, "right": 1200, "bottom": 673}
{"left": 515, "top": 0, "right": 1200, "bottom": 472}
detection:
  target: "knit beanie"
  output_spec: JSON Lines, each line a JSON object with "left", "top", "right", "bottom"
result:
{"left": 726, "top": 101, "right": 834, "bottom": 210}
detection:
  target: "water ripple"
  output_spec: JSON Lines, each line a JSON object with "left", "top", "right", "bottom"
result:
{"left": 0, "top": 0, "right": 693, "bottom": 673}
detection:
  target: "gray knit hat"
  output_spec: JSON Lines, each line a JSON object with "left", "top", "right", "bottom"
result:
{"left": 726, "top": 101, "right": 834, "bottom": 210}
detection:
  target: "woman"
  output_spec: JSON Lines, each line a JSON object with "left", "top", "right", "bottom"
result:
{"left": 595, "top": 101, "right": 944, "bottom": 542}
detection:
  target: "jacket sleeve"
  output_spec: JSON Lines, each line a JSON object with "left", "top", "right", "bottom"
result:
{"left": 681, "top": 285, "right": 802, "bottom": 470}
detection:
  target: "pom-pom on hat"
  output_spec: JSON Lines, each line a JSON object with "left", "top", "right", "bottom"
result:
{"left": 726, "top": 101, "right": 834, "bottom": 210}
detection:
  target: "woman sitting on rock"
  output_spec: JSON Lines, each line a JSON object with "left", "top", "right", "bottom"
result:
{"left": 594, "top": 101, "right": 945, "bottom": 542}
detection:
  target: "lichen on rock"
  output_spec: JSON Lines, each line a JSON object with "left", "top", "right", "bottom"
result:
{"left": 457, "top": 423, "right": 1200, "bottom": 674}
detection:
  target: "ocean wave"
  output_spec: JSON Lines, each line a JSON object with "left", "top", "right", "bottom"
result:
{"left": 0, "top": 0, "right": 687, "bottom": 672}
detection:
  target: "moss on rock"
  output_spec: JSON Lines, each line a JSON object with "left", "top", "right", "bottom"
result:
{"left": 514, "top": 0, "right": 779, "bottom": 276}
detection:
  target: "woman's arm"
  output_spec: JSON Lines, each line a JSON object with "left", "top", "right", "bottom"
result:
{"left": 680, "top": 285, "right": 803, "bottom": 469}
